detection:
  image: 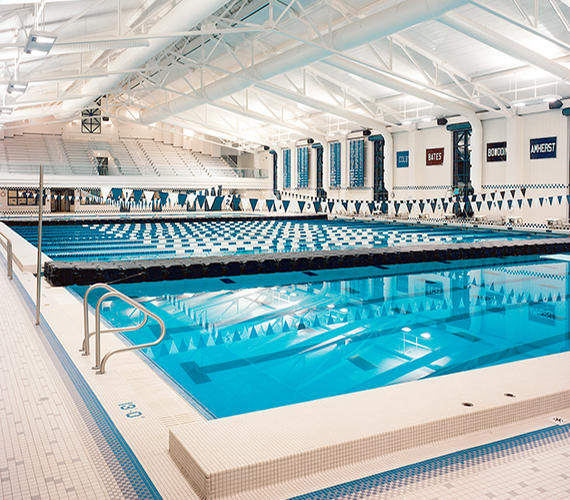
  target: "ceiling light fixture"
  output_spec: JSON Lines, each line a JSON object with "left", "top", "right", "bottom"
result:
{"left": 511, "top": 94, "right": 562, "bottom": 108}
{"left": 402, "top": 115, "right": 435, "bottom": 125}
{"left": 24, "top": 30, "right": 57, "bottom": 55}
{"left": 0, "top": 107, "right": 13, "bottom": 115}
{"left": 7, "top": 81, "right": 28, "bottom": 95}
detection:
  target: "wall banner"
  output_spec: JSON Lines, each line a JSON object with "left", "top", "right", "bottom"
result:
{"left": 396, "top": 151, "right": 409, "bottom": 168}
{"left": 426, "top": 147, "right": 444, "bottom": 166}
{"left": 530, "top": 136, "right": 556, "bottom": 159}
{"left": 487, "top": 141, "right": 507, "bottom": 162}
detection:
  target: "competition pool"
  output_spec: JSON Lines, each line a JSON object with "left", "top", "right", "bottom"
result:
{"left": 10, "top": 217, "right": 564, "bottom": 262}
{"left": 75, "top": 254, "right": 570, "bottom": 418}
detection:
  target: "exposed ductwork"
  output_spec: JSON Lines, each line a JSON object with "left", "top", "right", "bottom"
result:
{"left": 60, "top": 0, "right": 229, "bottom": 118}
{"left": 324, "top": 56, "right": 483, "bottom": 192}
{"left": 51, "top": 38, "right": 151, "bottom": 55}
{"left": 139, "top": 0, "right": 470, "bottom": 125}
{"left": 440, "top": 12, "right": 570, "bottom": 82}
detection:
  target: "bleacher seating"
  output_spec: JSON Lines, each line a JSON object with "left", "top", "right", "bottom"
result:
{"left": 0, "top": 133, "right": 239, "bottom": 179}
{"left": 192, "top": 151, "right": 238, "bottom": 177}
{"left": 116, "top": 139, "right": 153, "bottom": 176}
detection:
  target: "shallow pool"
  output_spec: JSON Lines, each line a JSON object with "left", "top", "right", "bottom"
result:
{"left": 11, "top": 218, "right": 562, "bottom": 262}
{"left": 75, "top": 254, "right": 570, "bottom": 418}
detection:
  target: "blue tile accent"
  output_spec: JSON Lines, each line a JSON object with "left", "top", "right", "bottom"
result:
{"left": 289, "top": 425, "right": 570, "bottom": 499}
{"left": 5, "top": 258, "right": 164, "bottom": 500}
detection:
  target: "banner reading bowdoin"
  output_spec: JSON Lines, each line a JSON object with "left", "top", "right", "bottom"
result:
{"left": 530, "top": 136, "right": 557, "bottom": 159}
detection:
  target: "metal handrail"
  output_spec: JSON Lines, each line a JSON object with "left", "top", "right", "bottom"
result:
{"left": 83, "top": 283, "right": 120, "bottom": 354}
{"left": 0, "top": 231, "right": 13, "bottom": 280}
{"left": 82, "top": 283, "right": 166, "bottom": 374}
{"left": 83, "top": 283, "right": 149, "bottom": 355}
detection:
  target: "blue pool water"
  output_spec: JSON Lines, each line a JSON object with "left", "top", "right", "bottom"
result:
{"left": 11, "top": 218, "right": 562, "bottom": 262}
{"left": 75, "top": 255, "right": 570, "bottom": 418}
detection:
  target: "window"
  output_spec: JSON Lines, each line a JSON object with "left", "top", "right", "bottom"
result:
{"left": 283, "top": 149, "right": 291, "bottom": 189}
{"left": 80, "top": 188, "right": 102, "bottom": 205}
{"left": 349, "top": 138, "right": 364, "bottom": 187}
{"left": 297, "top": 146, "right": 308, "bottom": 188}
{"left": 7, "top": 189, "right": 38, "bottom": 206}
{"left": 329, "top": 142, "right": 341, "bottom": 188}
{"left": 81, "top": 108, "right": 101, "bottom": 134}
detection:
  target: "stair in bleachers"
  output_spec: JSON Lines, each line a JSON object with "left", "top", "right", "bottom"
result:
{"left": 192, "top": 151, "right": 238, "bottom": 177}
{"left": 61, "top": 140, "right": 97, "bottom": 175}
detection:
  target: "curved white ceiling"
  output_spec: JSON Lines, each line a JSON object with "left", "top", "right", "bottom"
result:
{"left": 1, "top": 0, "right": 569, "bottom": 148}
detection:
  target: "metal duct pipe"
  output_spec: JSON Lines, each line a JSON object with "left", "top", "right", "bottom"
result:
{"left": 440, "top": 12, "right": 570, "bottom": 81}
{"left": 61, "top": 0, "right": 229, "bottom": 117}
{"left": 140, "top": 0, "right": 469, "bottom": 124}
{"left": 51, "top": 39, "right": 150, "bottom": 55}
{"left": 324, "top": 56, "right": 483, "bottom": 192}
{"left": 0, "top": 39, "right": 150, "bottom": 62}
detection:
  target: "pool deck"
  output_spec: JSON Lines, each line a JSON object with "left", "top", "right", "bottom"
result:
{"left": 2, "top": 238, "right": 570, "bottom": 500}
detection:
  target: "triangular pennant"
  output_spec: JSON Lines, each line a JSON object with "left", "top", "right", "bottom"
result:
{"left": 521, "top": 188, "right": 527, "bottom": 197}
{"left": 476, "top": 201, "right": 482, "bottom": 211}
{"left": 517, "top": 199, "right": 523, "bottom": 208}
{"left": 487, "top": 201, "right": 493, "bottom": 210}
{"left": 528, "top": 198, "right": 533, "bottom": 207}
{"left": 548, "top": 196, "right": 553, "bottom": 206}
{"left": 507, "top": 200, "right": 512, "bottom": 209}
{"left": 539, "top": 197, "right": 544, "bottom": 207}
{"left": 298, "top": 201, "right": 306, "bottom": 212}
{"left": 510, "top": 189, "right": 516, "bottom": 198}
{"left": 500, "top": 191, "right": 505, "bottom": 199}
{"left": 497, "top": 200, "right": 503, "bottom": 210}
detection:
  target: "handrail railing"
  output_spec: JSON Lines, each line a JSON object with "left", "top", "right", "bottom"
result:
{"left": 82, "top": 283, "right": 166, "bottom": 374}
{"left": 0, "top": 230, "right": 13, "bottom": 280}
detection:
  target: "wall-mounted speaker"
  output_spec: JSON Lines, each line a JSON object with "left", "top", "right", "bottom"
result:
{"left": 549, "top": 100, "right": 563, "bottom": 109}
{"left": 437, "top": 117, "right": 448, "bottom": 126}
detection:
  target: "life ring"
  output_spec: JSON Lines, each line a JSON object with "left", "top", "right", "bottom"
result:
{"left": 390, "top": 191, "right": 395, "bottom": 198}
{"left": 0, "top": 190, "right": 5, "bottom": 197}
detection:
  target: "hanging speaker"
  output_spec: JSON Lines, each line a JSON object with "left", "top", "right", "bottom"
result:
{"left": 549, "top": 100, "right": 563, "bottom": 109}
{"left": 437, "top": 117, "right": 448, "bottom": 126}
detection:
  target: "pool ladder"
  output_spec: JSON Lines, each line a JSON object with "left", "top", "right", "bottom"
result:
{"left": 82, "top": 283, "right": 166, "bottom": 374}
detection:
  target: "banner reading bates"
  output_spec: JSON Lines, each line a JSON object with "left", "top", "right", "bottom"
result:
{"left": 426, "top": 147, "right": 444, "bottom": 166}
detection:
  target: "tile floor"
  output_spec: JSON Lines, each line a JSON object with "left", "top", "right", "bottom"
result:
{"left": 0, "top": 250, "right": 569, "bottom": 500}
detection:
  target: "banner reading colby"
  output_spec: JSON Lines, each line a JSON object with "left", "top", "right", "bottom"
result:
{"left": 530, "top": 136, "right": 557, "bottom": 159}
{"left": 426, "top": 147, "right": 444, "bottom": 166}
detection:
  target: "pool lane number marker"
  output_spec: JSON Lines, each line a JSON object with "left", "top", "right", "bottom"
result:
{"left": 119, "top": 402, "right": 144, "bottom": 419}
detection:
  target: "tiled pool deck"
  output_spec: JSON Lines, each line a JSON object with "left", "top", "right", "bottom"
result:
{"left": 1, "top": 247, "right": 570, "bottom": 499}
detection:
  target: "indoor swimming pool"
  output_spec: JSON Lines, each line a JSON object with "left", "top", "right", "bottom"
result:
{"left": 75, "top": 254, "right": 570, "bottom": 419}
{"left": 10, "top": 217, "right": 564, "bottom": 262}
